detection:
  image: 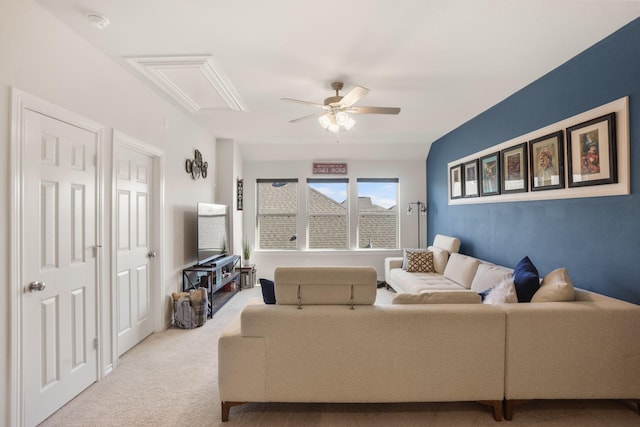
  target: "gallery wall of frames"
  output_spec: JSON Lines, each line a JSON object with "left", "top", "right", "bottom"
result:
{"left": 448, "top": 96, "right": 630, "bottom": 205}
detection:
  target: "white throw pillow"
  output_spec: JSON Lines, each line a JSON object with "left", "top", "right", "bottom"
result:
{"left": 483, "top": 277, "right": 518, "bottom": 304}
{"left": 392, "top": 291, "right": 481, "bottom": 304}
{"left": 470, "top": 263, "right": 513, "bottom": 293}
{"left": 531, "top": 268, "right": 575, "bottom": 302}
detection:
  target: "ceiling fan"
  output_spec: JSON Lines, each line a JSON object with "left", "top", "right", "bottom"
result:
{"left": 281, "top": 81, "right": 401, "bottom": 133}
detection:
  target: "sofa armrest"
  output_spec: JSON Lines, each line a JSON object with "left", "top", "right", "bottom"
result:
{"left": 218, "top": 315, "right": 267, "bottom": 402}
{"left": 384, "top": 257, "right": 403, "bottom": 283}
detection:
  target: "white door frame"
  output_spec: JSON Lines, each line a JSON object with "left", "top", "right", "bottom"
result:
{"left": 111, "top": 130, "right": 164, "bottom": 368}
{"left": 9, "top": 88, "right": 105, "bottom": 427}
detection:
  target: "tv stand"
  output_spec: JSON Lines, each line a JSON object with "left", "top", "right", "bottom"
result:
{"left": 182, "top": 254, "right": 241, "bottom": 317}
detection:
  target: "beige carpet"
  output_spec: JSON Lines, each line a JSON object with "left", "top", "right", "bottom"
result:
{"left": 40, "top": 287, "right": 640, "bottom": 426}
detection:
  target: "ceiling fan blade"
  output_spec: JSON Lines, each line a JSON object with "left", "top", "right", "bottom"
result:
{"left": 281, "top": 97, "right": 324, "bottom": 108}
{"left": 348, "top": 106, "right": 401, "bottom": 115}
{"left": 338, "top": 86, "right": 369, "bottom": 107}
{"left": 289, "top": 111, "right": 327, "bottom": 123}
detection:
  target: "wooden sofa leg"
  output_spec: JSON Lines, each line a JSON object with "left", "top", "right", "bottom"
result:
{"left": 221, "top": 401, "right": 246, "bottom": 422}
{"left": 477, "top": 400, "right": 503, "bottom": 421}
{"left": 504, "top": 399, "right": 531, "bottom": 421}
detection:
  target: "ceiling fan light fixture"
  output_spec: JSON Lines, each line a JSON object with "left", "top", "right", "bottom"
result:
{"left": 327, "top": 122, "right": 340, "bottom": 133}
{"left": 335, "top": 111, "right": 349, "bottom": 124}
{"left": 343, "top": 116, "right": 356, "bottom": 130}
{"left": 318, "top": 114, "right": 331, "bottom": 129}
{"left": 320, "top": 111, "right": 355, "bottom": 133}
{"left": 283, "top": 81, "right": 400, "bottom": 136}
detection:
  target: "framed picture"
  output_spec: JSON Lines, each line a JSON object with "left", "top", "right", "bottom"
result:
{"left": 450, "top": 164, "right": 463, "bottom": 199}
{"left": 480, "top": 152, "right": 500, "bottom": 196}
{"left": 529, "top": 130, "right": 564, "bottom": 191}
{"left": 501, "top": 142, "right": 528, "bottom": 194}
{"left": 463, "top": 159, "right": 479, "bottom": 198}
{"left": 566, "top": 112, "right": 617, "bottom": 187}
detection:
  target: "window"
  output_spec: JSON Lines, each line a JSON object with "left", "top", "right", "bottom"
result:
{"left": 307, "top": 179, "right": 348, "bottom": 249}
{"left": 357, "top": 179, "right": 399, "bottom": 249}
{"left": 257, "top": 179, "right": 297, "bottom": 249}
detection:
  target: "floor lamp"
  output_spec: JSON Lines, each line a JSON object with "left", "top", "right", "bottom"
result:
{"left": 407, "top": 201, "right": 427, "bottom": 248}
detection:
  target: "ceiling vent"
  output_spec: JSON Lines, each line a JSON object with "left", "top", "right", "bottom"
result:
{"left": 126, "top": 55, "right": 247, "bottom": 113}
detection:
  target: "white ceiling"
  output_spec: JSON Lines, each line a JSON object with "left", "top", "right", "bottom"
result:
{"left": 35, "top": 0, "right": 640, "bottom": 161}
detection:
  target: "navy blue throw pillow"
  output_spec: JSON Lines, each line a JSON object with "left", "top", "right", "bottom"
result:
{"left": 259, "top": 278, "right": 276, "bottom": 304}
{"left": 513, "top": 256, "right": 540, "bottom": 303}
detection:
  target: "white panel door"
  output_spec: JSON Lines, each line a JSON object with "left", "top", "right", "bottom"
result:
{"left": 116, "top": 148, "right": 155, "bottom": 355}
{"left": 22, "top": 109, "right": 98, "bottom": 427}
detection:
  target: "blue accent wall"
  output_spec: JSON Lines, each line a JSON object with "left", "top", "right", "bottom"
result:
{"left": 427, "top": 18, "right": 640, "bottom": 304}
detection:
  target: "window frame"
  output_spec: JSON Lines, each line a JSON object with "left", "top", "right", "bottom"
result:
{"left": 254, "top": 177, "right": 400, "bottom": 252}
{"left": 306, "top": 178, "right": 349, "bottom": 250}
{"left": 356, "top": 178, "right": 399, "bottom": 250}
{"left": 256, "top": 178, "right": 299, "bottom": 250}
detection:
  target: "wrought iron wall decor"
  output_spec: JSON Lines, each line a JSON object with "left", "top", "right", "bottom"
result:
{"left": 185, "top": 149, "right": 208, "bottom": 179}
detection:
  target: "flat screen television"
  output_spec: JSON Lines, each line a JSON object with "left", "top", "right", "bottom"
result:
{"left": 197, "top": 202, "right": 229, "bottom": 264}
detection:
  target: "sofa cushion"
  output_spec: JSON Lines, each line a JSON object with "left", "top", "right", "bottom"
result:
{"left": 392, "top": 291, "right": 481, "bottom": 304}
{"left": 470, "top": 263, "right": 513, "bottom": 293}
{"left": 483, "top": 277, "right": 518, "bottom": 304}
{"left": 443, "top": 253, "right": 481, "bottom": 289}
{"left": 405, "top": 250, "right": 435, "bottom": 273}
{"left": 259, "top": 278, "right": 276, "bottom": 304}
{"left": 513, "top": 256, "right": 540, "bottom": 302}
{"left": 274, "top": 266, "right": 377, "bottom": 305}
{"left": 427, "top": 246, "right": 449, "bottom": 274}
{"left": 531, "top": 268, "right": 576, "bottom": 302}
{"left": 388, "top": 269, "right": 467, "bottom": 293}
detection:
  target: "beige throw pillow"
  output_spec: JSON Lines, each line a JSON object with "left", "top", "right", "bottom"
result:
{"left": 405, "top": 250, "right": 435, "bottom": 273}
{"left": 531, "top": 268, "right": 575, "bottom": 302}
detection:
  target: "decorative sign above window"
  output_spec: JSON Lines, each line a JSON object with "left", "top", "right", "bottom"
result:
{"left": 313, "top": 162, "right": 347, "bottom": 175}
{"left": 185, "top": 149, "right": 208, "bottom": 179}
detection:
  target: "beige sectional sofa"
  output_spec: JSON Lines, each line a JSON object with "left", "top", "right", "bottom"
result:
{"left": 218, "top": 266, "right": 506, "bottom": 421}
{"left": 218, "top": 264, "right": 640, "bottom": 422}
{"left": 385, "top": 234, "right": 515, "bottom": 295}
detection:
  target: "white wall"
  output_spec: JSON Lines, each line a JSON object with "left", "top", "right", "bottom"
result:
{"left": 243, "top": 158, "right": 427, "bottom": 281}
{"left": 215, "top": 138, "right": 244, "bottom": 256}
{"left": 0, "top": 1, "right": 217, "bottom": 424}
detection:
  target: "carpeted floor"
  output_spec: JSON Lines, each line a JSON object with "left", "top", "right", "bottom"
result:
{"left": 40, "top": 286, "right": 640, "bottom": 426}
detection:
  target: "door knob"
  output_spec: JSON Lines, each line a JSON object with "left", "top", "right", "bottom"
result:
{"left": 28, "top": 281, "right": 46, "bottom": 292}
{"left": 147, "top": 251, "right": 157, "bottom": 258}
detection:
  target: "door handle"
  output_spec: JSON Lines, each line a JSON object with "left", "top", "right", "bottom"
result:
{"left": 147, "top": 251, "right": 157, "bottom": 258}
{"left": 28, "top": 281, "right": 46, "bottom": 292}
